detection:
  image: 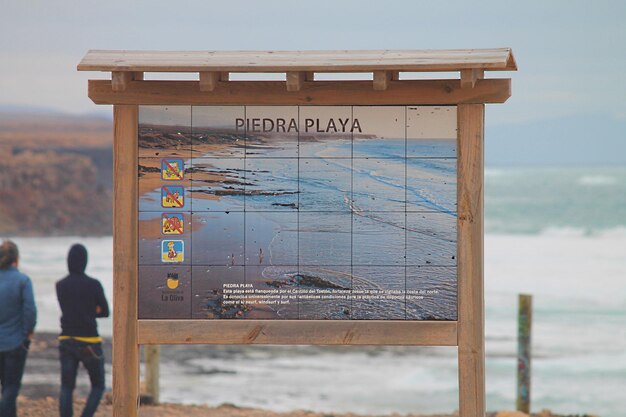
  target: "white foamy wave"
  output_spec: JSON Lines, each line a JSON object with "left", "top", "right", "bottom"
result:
{"left": 537, "top": 226, "right": 626, "bottom": 238}
{"left": 577, "top": 174, "right": 618, "bottom": 186}
{"left": 594, "top": 226, "right": 626, "bottom": 238}
{"left": 485, "top": 168, "right": 511, "bottom": 178}
{"left": 539, "top": 226, "right": 589, "bottom": 237}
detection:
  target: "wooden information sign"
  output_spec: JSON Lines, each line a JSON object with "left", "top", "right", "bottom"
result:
{"left": 78, "top": 48, "right": 516, "bottom": 417}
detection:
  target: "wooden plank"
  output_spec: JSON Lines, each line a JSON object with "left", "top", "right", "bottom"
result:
{"left": 220, "top": 72, "right": 230, "bottom": 81}
{"left": 517, "top": 294, "right": 532, "bottom": 414}
{"left": 137, "top": 320, "right": 458, "bottom": 346}
{"left": 88, "top": 78, "right": 511, "bottom": 105}
{"left": 373, "top": 70, "right": 392, "bottom": 91}
{"left": 112, "top": 105, "right": 139, "bottom": 417}
{"left": 460, "top": 69, "right": 484, "bottom": 89}
{"left": 286, "top": 71, "right": 305, "bottom": 91}
{"left": 78, "top": 48, "right": 518, "bottom": 72}
{"left": 132, "top": 72, "right": 144, "bottom": 81}
{"left": 305, "top": 71, "right": 315, "bottom": 81}
{"left": 144, "top": 345, "right": 160, "bottom": 404}
{"left": 506, "top": 50, "right": 518, "bottom": 70}
{"left": 112, "top": 71, "right": 132, "bottom": 92}
{"left": 457, "top": 103, "right": 485, "bottom": 417}
{"left": 199, "top": 71, "right": 219, "bottom": 92}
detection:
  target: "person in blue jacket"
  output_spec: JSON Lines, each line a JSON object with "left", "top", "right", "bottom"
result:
{"left": 0, "top": 240, "right": 37, "bottom": 417}
{"left": 56, "top": 243, "right": 109, "bottom": 417}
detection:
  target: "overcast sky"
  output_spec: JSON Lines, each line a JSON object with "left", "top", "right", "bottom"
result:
{"left": 1, "top": 0, "right": 624, "bottom": 132}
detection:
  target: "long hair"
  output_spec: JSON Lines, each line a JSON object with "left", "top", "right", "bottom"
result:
{"left": 0, "top": 240, "right": 19, "bottom": 269}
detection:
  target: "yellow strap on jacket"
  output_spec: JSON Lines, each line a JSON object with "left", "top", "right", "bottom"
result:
{"left": 58, "top": 335, "right": 103, "bottom": 344}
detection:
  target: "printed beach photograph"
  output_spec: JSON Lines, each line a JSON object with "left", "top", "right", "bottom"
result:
{"left": 137, "top": 105, "right": 458, "bottom": 321}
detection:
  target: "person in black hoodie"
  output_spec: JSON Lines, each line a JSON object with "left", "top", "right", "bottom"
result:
{"left": 56, "top": 244, "right": 109, "bottom": 417}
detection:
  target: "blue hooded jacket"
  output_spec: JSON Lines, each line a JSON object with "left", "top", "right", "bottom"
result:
{"left": 0, "top": 267, "right": 37, "bottom": 352}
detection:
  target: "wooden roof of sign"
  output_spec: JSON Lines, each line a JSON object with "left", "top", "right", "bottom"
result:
{"left": 78, "top": 48, "right": 517, "bottom": 73}
{"left": 78, "top": 48, "right": 516, "bottom": 104}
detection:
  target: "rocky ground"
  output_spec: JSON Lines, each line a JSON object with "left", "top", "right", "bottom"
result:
{"left": 14, "top": 398, "right": 597, "bottom": 417}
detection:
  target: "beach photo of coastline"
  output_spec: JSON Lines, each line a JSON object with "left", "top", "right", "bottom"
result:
{"left": 137, "top": 105, "right": 458, "bottom": 320}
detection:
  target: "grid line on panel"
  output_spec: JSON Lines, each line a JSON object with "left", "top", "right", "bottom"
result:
{"left": 406, "top": 157, "right": 457, "bottom": 160}
{"left": 214, "top": 156, "right": 458, "bottom": 159}
{"left": 455, "top": 115, "right": 460, "bottom": 320}
{"left": 252, "top": 209, "right": 431, "bottom": 213}
{"left": 350, "top": 105, "right": 354, "bottom": 319}
{"left": 190, "top": 106, "right": 193, "bottom": 319}
{"left": 229, "top": 156, "right": 443, "bottom": 159}
{"left": 297, "top": 105, "right": 300, "bottom": 319}
{"left": 136, "top": 124, "right": 140, "bottom": 317}
{"left": 142, "top": 262, "right": 441, "bottom": 267}
{"left": 404, "top": 105, "right": 408, "bottom": 320}
{"left": 243, "top": 105, "right": 247, "bottom": 283}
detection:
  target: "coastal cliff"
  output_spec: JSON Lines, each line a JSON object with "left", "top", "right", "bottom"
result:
{"left": 0, "top": 112, "right": 113, "bottom": 236}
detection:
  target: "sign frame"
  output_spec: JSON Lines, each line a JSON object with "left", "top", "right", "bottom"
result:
{"left": 80, "top": 48, "right": 516, "bottom": 417}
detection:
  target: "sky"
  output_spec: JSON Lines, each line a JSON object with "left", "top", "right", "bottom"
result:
{"left": 1, "top": 0, "right": 625, "bottom": 165}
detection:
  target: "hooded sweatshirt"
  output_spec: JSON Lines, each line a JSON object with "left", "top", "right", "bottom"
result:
{"left": 56, "top": 244, "right": 109, "bottom": 338}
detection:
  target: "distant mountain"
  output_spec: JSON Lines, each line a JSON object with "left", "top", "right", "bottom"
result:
{"left": 0, "top": 104, "right": 112, "bottom": 120}
{"left": 486, "top": 114, "right": 626, "bottom": 167}
{"left": 0, "top": 110, "right": 112, "bottom": 148}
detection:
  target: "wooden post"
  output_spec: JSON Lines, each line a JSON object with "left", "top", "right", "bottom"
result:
{"left": 144, "top": 345, "right": 161, "bottom": 404}
{"left": 286, "top": 71, "right": 305, "bottom": 91}
{"left": 112, "top": 71, "right": 132, "bottom": 92}
{"left": 457, "top": 104, "right": 485, "bottom": 417}
{"left": 199, "top": 72, "right": 220, "bottom": 92}
{"left": 373, "top": 70, "right": 392, "bottom": 90}
{"left": 460, "top": 68, "right": 484, "bottom": 89}
{"left": 112, "top": 105, "right": 140, "bottom": 417}
{"left": 517, "top": 294, "right": 532, "bottom": 413}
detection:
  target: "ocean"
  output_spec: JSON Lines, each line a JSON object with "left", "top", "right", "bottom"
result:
{"left": 8, "top": 165, "right": 626, "bottom": 416}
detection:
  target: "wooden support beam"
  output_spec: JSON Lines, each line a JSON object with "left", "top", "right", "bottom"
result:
{"left": 138, "top": 320, "right": 458, "bottom": 346}
{"left": 112, "top": 105, "right": 139, "bottom": 417}
{"left": 199, "top": 71, "right": 220, "bottom": 92}
{"left": 391, "top": 70, "right": 400, "bottom": 81}
{"left": 517, "top": 294, "right": 533, "bottom": 414}
{"left": 457, "top": 103, "right": 485, "bottom": 417}
{"left": 305, "top": 71, "right": 315, "bottom": 81}
{"left": 88, "top": 78, "right": 511, "bottom": 105}
{"left": 286, "top": 71, "right": 305, "bottom": 91}
{"left": 373, "top": 70, "right": 392, "bottom": 90}
{"left": 132, "top": 72, "right": 144, "bottom": 81}
{"left": 111, "top": 71, "right": 132, "bottom": 92}
{"left": 144, "top": 345, "right": 160, "bottom": 404}
{"left": 220, "top": 72, "right": 229, "bottom": 81}
{"left": 460, "top": 68, "right": 484, "bottom": 89}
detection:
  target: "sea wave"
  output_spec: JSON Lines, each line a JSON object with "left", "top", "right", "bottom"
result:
{"left": 484, "top": 168, "right": 512, "bottom": 178}
{"left": 577, "top": 174, "right": 618, "bottom": 186}
{"left": 537, "top": 226, "right": 626, "bottom": 238}
{"left": 485, "top": 223, "right": 626, "bottom": 238}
